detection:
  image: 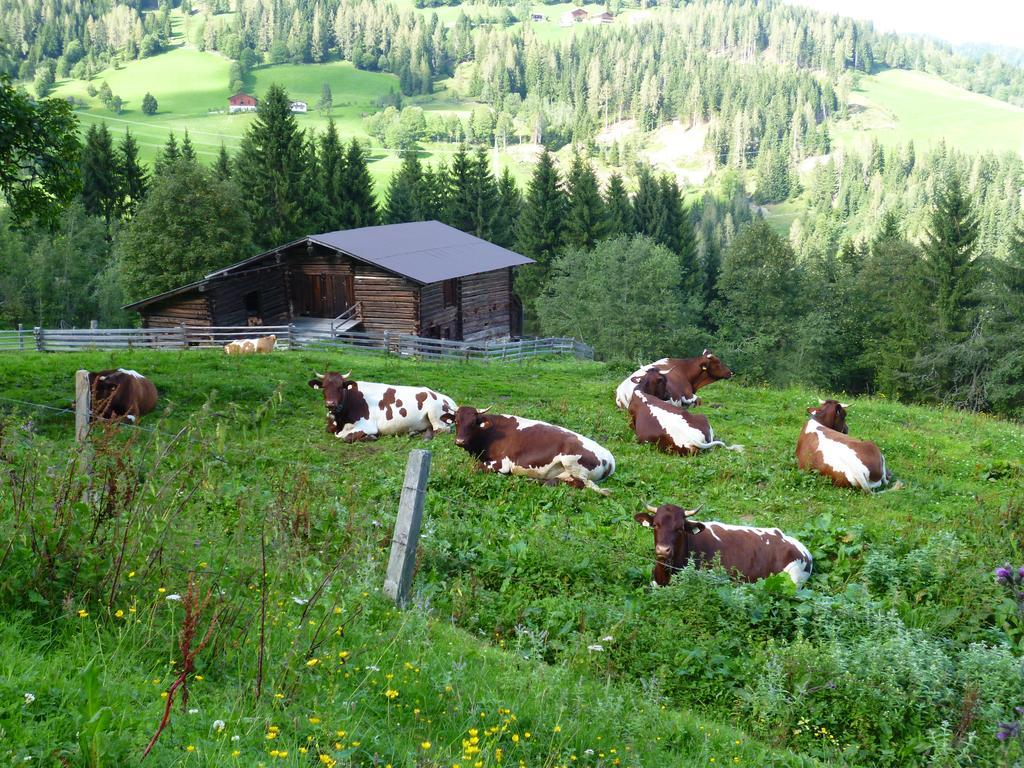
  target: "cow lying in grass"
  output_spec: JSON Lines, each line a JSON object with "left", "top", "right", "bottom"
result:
{"left": 797, "top": 399, "right": 891, "bottom": 491}
{"left": 224, "top": 335, "right": 276, "bottom": 354}
{"left": 634, "top": 503, "right": 812, "bottom": 587}
{"left": 88, "top": 368, "right": 158, "bottom": 423}
{"left": 628, "top": 370, "right": 743, "bottom": 456}
{"left": 615, "top": 350, "right": 733, "bottom": 409}
{"left": 453, "top": 406, "right": 616, "bottom": 495}
{"left": 308, "top": 371, "right": 456, "bottom": 442}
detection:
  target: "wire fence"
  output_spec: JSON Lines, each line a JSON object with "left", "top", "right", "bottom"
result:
{"left": 0, "top": 325, "right": 594, "bottom": 362}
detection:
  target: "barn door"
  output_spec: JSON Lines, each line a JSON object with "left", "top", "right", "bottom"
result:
{"left": 323, "top": 274, "right": 352, "bottom": 317}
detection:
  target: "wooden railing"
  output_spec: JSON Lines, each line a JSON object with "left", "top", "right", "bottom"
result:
{"left": 330, "top": 302, "right": 363, "bottom": 334}
{"left": 0, "top": 325, "right": 594, "bottom": 362}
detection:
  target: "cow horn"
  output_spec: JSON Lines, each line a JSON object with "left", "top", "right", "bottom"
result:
{"left": 818, "top": 398, "right": 827, "bottom": 405}
{"left": 684, "top": 504, "right": 703, "bottom": 517}
{"left": 341, "top": 370, "right": 352, "bottom": 379}
{"left": 645, "top": 504, "right": 659, "bottom": 513}
{"left": 839, "top": 402, "right": 850, "bottom": 409}
{"left": 477, "top": 406, "right": 492, "bottom": 414}
{"left": 313, "top": 371, "right": 324, "bottom": 379}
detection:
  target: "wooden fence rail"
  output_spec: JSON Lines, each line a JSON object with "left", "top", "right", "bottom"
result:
{"left": 0, "top": 325, "right": 594, "bottom": 362}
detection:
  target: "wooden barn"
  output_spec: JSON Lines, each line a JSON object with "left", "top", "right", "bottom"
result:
{"left": 124, "top": 221, "right": 534, "bottom": 342}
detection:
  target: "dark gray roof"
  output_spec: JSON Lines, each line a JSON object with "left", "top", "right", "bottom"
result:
{"left": 123, "top": 278, "right": 205, "bottom": 310}
{"left": 207, "top": 221, "right": 533, "bottom": 284}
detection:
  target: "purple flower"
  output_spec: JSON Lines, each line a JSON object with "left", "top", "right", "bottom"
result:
{"left": 1018, "top": 565, "right": 1024, "bottom": 581}
{"left": 998, "top": 721, "right": 1021, "bottom": 742}
{"left": 996, "top": 565, "right": 1013, "bottom": 584}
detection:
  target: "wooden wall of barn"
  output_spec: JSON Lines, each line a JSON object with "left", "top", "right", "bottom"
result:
{"left": 353, "top": 263, "right": 419, "bottom": 334}
{"left": 139, "top": 295, "right": 212, "bottom": 328}
{"left": 207, "top": 265, "right": 290, "bottom": 326}
{"left": 420, "top": 281, "right": 460, "bottom": 339}
{"left": 460, "top": 268, "right": 513, "bottom": 341}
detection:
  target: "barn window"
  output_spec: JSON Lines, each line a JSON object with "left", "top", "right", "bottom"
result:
{"left": 442, "top": 279, "right": 458, "bottom": 308}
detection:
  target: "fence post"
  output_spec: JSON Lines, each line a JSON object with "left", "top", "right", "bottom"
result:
{"left": 288, "top": 323, "right": 296, "bottom": 351}
{"left": 33, "top": 327, "right": 44, "bottom": 352}
{"left": 74, "top": 370, "right": 94, "bottom": 498}
{"left": 383, "top": 330, "right": 391, "bottom": 355}
{"left": 384, "top": 449, "right": 431, "bottom": 608}
{"left": 17, "top": 324, "right": 23, "bottom": 351}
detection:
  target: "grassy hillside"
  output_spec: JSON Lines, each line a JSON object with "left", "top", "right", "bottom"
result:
{"left": 1, "top": 350, "right": 1023, "bottom": 766}
{"left": 832, "top": 68, "right": 1024, "bottom": 157}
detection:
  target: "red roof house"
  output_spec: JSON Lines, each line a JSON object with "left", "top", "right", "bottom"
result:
{"left": 228, "top": 92, "right": 258, "bottom": 113}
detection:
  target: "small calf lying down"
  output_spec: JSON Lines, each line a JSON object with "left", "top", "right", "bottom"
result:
{"left": 309, "top": 371, "right": 456, "bottom": 442}
{"left": 796, "top": 399, "right": 890, "bottom": 491}
{"left": 453, "top": 406, "right": 616, "bottom": 495}
{"left": 634, "top": 503, "right": 812, "bottom": 587}
{"left": 88, "top": 368, "right": 158, "bottom": 423}
{"left": 628, "top": 370, "right": 743, "bottom": 456}
{"left": 224, "top": 335, "right": 276, "bottom": 354}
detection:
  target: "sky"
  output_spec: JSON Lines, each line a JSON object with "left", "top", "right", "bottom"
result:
{"left": 786, "top": 0, "right": 1024, "bottom": 48}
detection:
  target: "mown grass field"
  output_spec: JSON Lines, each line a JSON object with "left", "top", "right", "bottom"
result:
{"left": 832, "top": 68, "right": 1024, "bottom": 157}
{"left": 1, "top": 349, "right": 1023, "bottom": 766}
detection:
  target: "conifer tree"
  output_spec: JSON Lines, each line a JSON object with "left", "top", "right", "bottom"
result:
{"left": 922, "top": 173, "right": 980, "bottom": 335}
{"left": 80, "top": 122, "right": 119, "bottom": 230}
{"left": 515, "top": 149, "right": 566, "bottom": 332}
{"left": 443, "top": 145, "right": 475, "bottom": 233}
{"left": 421, "top": 162, "right": 450, "bottom": 221}
{"left": 604, "top": 172, "right": 634, "bottom": 237}
{"left": 632, "top": 164, "right": 662, "bottom": 241}
{"left": 215, "top": 143, "right": 232, "bottom": 181}
{"left": 234, "top": 83, "right": 309, "bottom": 247}
{"left": 118, "top": 129, "right": 147, "bottom": 219}
{"left": 493, "top": 167, "right": 521, "bottom": 249}
{"left": 318, "top": 119, "right": 345, "bottom": 224}
{"left": 564, "top": 153, "right": 607, "bottom": 250}
{"left": 384, "top": 151, "right": 424, "bottom": 224}
{"left": 467, "top": 146, "right": 500, "bottom": 240}
{"left": 338, "top": 138, "right": 377, "bottom": 229}
{"left": 180, "top": 130, "right": 197, "bottom": 163}
{"left": 153, "top": 132, "right": 180, "bottom": 177}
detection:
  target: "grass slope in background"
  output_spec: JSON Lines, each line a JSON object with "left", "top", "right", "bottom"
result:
{"left": 833, "top": 68, "right": 1024, "bottom": 157}
{"left": 0, "top": 350, "right": 1022, "bottom": 766}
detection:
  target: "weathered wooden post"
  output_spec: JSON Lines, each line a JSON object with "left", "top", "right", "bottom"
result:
{"left": 33, "top": 326, "right": 44, "bottom": 352}
{"left": 384, "top": 449, "right": 431, "bottom": 608}
{"left": 383, "top": 330, "right": 391, "bottom": 355}
{"left": 288, "top": 323, "right": 296, "bottom": 351}
{"left": 74, "top": 370, "right": 93, "bottom": 493}
{"left": 17, "top": 324, "right": 23, "bottom": 351}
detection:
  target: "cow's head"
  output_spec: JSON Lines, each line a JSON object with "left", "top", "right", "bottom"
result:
{"left": 700, "top": 349, "right": 733, "bottom": 380}
{"left": 808, "top": 399, "right": 850, "bottom": 434}
{"left": 308, "top": 370, "right": 354, "bottom": 409}
{"left": 636, "top": 368, "right": 669, "bottom": 400}
{"left": 89, "top": 370, "right": 125, "bottom": 401}
{"left": 454, "top": 406, "right": 492, "bottom": 448}
{"left": 634, "top": 503, "right": 705, "bottom": 586}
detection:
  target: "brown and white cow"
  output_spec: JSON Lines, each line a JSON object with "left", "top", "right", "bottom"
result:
{"left": 224, "top": 335, "right": 276, "bottom": 354}
{"left": 634, "top": 503, "right": 812, "bottom": 587}
{"left": 308, "top": 371, "right": 456, "bottom": 442}
{"left": 796, "top": 399, "right": 890, "bottom": 491}
{"left": 88, "top": 368, "right": 158, "bottom": 423}
{"left": 628, "top": 370, "right": 743, "bottom": 456}
{"left": 453, "top": 406, "right": 616, "bottom": 495}
{"left": 615, "top": 350, "right": 733, "bottom": 409}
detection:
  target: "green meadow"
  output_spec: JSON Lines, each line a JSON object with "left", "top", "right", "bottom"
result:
{"left": 1, "top": 349, "right": 1022, "bottom": 766}
{"left": 833, "top": 68, "right": 1024, "bottom": 157}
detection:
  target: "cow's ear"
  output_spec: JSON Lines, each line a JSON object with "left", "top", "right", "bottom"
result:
{"left": 685, "top": 521, "right": 705, "bottom": 535}
{"left": 806, "top": 406, "right": 817, "bottom": 415}
{"left": 344, "top": 380, "right": 358, "bottom": 389}
{"left": 308, "top": 379, "right": 322, "bottom": 390}
{"left": 479, "top": 419, "right": 491, "bottom": 429}
{"left": 701, "top": 364, "right": 708, "bottom": 371}
{"left": 633, "top": 512, "right": 654, "bottom": 527}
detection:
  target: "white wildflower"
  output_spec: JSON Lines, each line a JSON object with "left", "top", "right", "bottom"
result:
{"left": 600, "top": 635, "right": 614, "bottom": 642}
{"left": 24, "top": 692, "right": 35, "bottom": 704}
{"left": 213, "top": 719, "right": 226, "bottom": 732}
{"left": 587, "top": 644, "right": 604, "bottom": 652}
{"left": 188, "top": 708, "right": 199, "bottom": 715}
{"left": 291, "top": 596, "right": 309, "bottom": 605}
{"left": 166, "top": 594, "right": 182, "bottom": 601}
{"left": 366, "top": 665, "right": 380, "bottom": 672}
{"left": 231, "top": 735, "right": 241, "bottom": 742}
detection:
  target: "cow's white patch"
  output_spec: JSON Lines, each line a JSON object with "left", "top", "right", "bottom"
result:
{"left": 334, "top": 382, "right": 456, "bottom": 438}
{"left": 702, "top": 521, "right": 812, "bottom": 585}
{"left": 784, "top": 558, "right": 813, "bottom": 587}
{"left": 126, "top": 414, "right": 136, "bottom": 423}
{"left": 804, "top": 420, "right": 884, "bottom": 490}
{"left": 639, "top": 393, "right": 741, "bottom": 453}
{"left": 336, "top": 417, "right": 378, "bottom": 439}
{"left": 117, "top": 368, "right": 144, "bottom": 379}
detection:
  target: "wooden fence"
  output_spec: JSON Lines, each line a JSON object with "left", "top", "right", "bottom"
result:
{"left": 0, "top": 325, "right": 594, "bottom": 362}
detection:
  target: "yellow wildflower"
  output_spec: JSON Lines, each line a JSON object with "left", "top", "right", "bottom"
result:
{"left": 385, "top": 689, "right": 399, "bottom": 699}
{"left": 309, "top": 717, "right": 321, "bottom": 724}
{"left": 77, "top": 609, "right": 88, "bottom": 618}
{"left": 186, "top": 745, "right": 195, "bottom": 752}
{"left": 422, "top": 741, "right": 432, "bottom": 750}
{"left": 306, "top": 658, "right": 320, "bottom": 667}
{"left": 114, "top": 609, "right": 124, "bottom": 618}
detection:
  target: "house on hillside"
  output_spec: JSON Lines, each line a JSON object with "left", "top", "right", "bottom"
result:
{"left": 290, "top": 100, "right": 308, "bottom": 113}
{"left": 228, "top": 92, "right": 258, "bottom": 113}
{"left": 590, "top": 10, "right": 614, "bottom": 23}
{"left": 560, "top": 7, "right": 588, "bottom": 26}
{"left": 124, "top": 222, "right": 534, "bottom": 342}
{"left": 530, "top": 12, "right": 545, "bottom": 22}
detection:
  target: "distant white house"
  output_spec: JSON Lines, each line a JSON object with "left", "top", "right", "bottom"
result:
{"left": 530, "top": 12, "right": 545, "bottom": 22}
{"left": 228, "top": 92, "right": 258, "bottom": 113}
{"left": 290, "top": 101, "right": 308, "bottom": 113}
{"left": 589, "top": 10, "right": 614, "bottom": 24}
